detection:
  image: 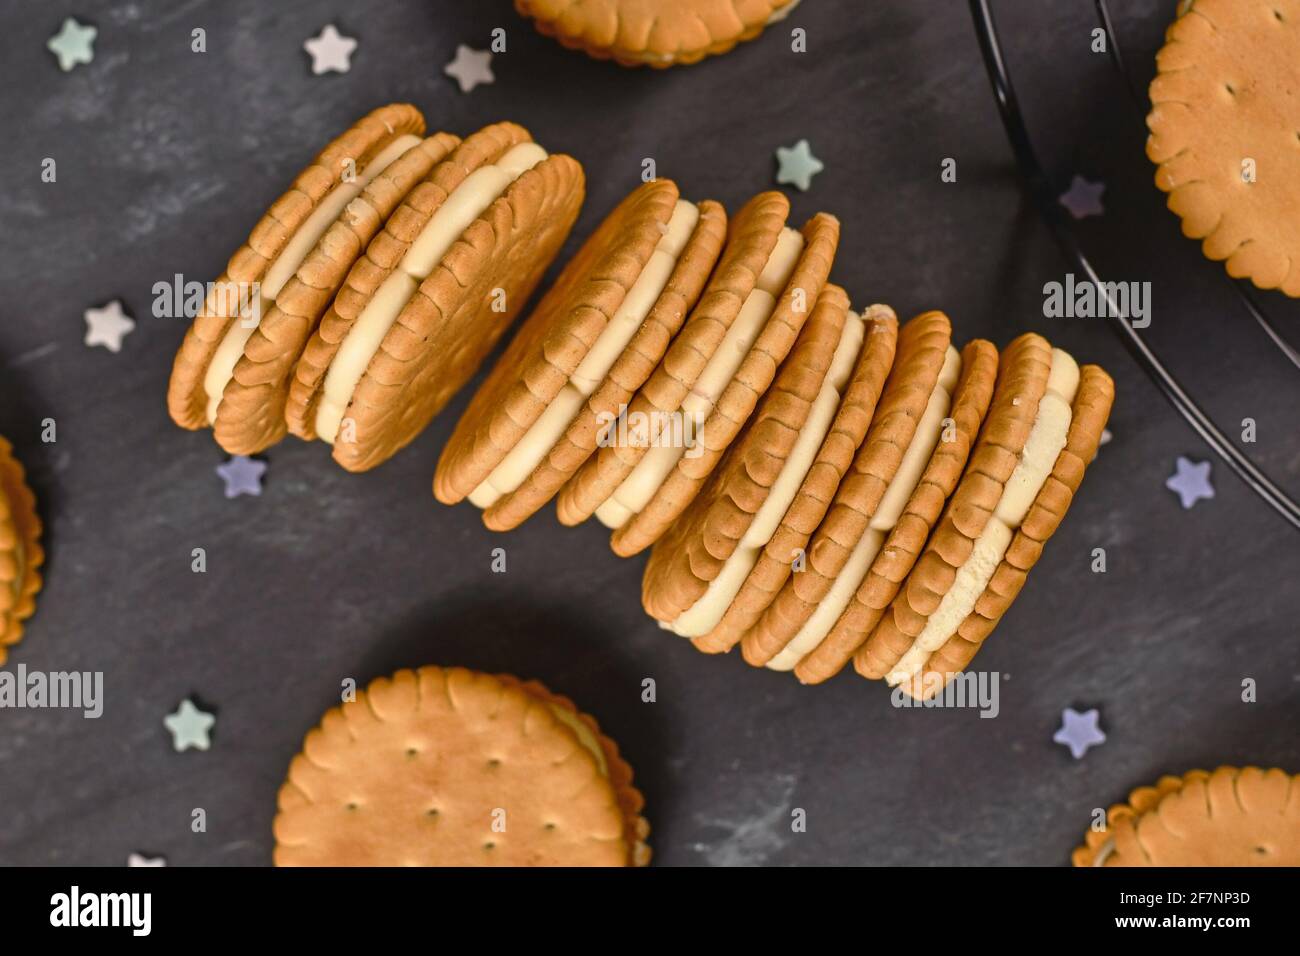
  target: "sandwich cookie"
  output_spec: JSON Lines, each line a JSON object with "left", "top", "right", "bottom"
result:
{"left": 791, "top": 337, "right": 999, "bottom": 683}
{"left": 0, "top": 436, "right": 43, "bottom": 665}
{"left": 168, "top": 104, "right": 452, "bottom": 449}
{"left": 555, "top": 191, "right": 793, "bottom": 532}
{"left": 515, "top": 0, "right": 801, "bottom": 69}
{"left": 1073, "top": 766, "right": 1300, "bottom": 866}
{"left": 433, "top": 180, "right": 727, "bottom": 527}
{"left": 862, "top": 334, "right": 1113, "bottom": 699}
{"left": 288, "top": 123, "right": 585, "bottom": 472}
{"left": 1147, "top": 0, "right": 1300, "bottom": 296}
{"left": 566, "top": 194, "right": 839, "bottom": 557}
{"left": 274, "top": 666, "right": 649, "bottom": 867}
{"left": 740, "top": 312, "right": 963, "bottom": 673}
{"left": 644, "top": 287, "right": 899, "bottom": 649}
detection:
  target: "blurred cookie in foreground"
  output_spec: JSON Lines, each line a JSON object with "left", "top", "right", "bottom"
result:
{"left": 515, "top": 0, "right": 800, "bottom": 68}
{"left": 0, "top": 436, "right": 42, "bottom": 665}
{"left": 1074, "top": 766, "right": 1300, "bottom": 866}
{"left": 1147, "top": 0, "right": 1300, "bottom": 295}
{"left": 274, "top": 666, "right": 648, "bottom": 866}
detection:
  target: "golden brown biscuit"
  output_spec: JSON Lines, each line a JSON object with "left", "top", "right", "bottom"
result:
{"left": 1073, "top": 766, "right": 1300, "bottom": 866}
{"left": 555, "top": 191, "right": 791, "bottom": 529}
{"left": 609, "top": 210, "right": 839, "bottom": 556}
{"left": 893, "top": 360, "right": 1113, "bottom": 700}
{"left": 793, "top": 338, "right": 998, "bottom": 683}
{"left": 1147, "top": 0, "right": 1300, "bottom": 295}
{"left": 516, "top": 0, "right": 799, "bottom": 68}
{"left": 0, "top": 436, "right": 42, "bottom": 665}
{"left": 167, "top": 104, "right": 436, "bottom": 443}
{"left": 287, "top": 123, "right": 585, "bottom": 472}
{"left": 641, "top": 285, "right": 856, "bottom": 626}
{"left": 691, "top": 300, "right": 899, "bottom": 654}
{"left": 741, "top": 311, "right": 954, "bottom": 668}
{"left": 273, "top": 666, "right": 648, "bottom": 867}
{"left": 433, "top": 181, "right": 727, "bottom": 530}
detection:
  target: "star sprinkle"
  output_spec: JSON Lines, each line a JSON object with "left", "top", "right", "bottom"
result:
{"left": 216, "top": 455, "right": 266, "bottom": 498}
{"left": 48, "top": 17, "right": 97, "bottom": 72}
{"left": 1059, "top": 175, "right": 1105, "bottom": 219}
{"left": 83, "top": 300, "right": 134, "bottom": 352}
{"left": 1166, "top": 455, "right": 1214, "bottom": 509}
{"left": 444, "top": 44, "right": 494, "bottom": 93}
{"left": 128, "top": 853, "right": 166, "bottom": 867}
{"left": 163, "top": 699, "right": 215, "bottom": 752}
{"left": 775, "top": 139, "right": 824, "bottom": 192}
{"left": 1053, "top": 707, "right": 1106, "bottom": 759}
{"left": 304, "top": 24, "right": 357, "bottom": 75}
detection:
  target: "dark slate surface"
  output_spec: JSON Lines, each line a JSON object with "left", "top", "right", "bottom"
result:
{"left": 0, "top": 0, "right": 1296, "bottom": 867}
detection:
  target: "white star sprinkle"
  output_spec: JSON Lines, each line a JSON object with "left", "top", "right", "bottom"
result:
{"left": 84, "top": 300, "right": 135, "bottom": 353}
{"left": 128, "top": 853, "right": 167, "bottom": 867}
{"left": 164, "top": 699, "right": 215, "bottom": 752}
{"left": 304, "top": 24, "right": 357, "bottom": 75}
{"left": 775, "top": 139, "right": 824, "bottom": 192}
{"left": 48, "top": 17, "right": 97, "bottom": 72}
{"left": 444, "top": 44, "right": 495, "bottom": 93}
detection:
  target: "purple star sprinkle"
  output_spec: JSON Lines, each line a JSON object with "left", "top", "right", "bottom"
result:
{"left": 215, "top": 455, "right": 266, "bottom": 499}
{"left": 1059, "top": 175, "right": 1105, "bottom": 219}
{"left": 1053, "top": 707, "right": 1106, "bottom": 759}
{"left": 1165, "top": 456, "right": 1214, "bottom": 510}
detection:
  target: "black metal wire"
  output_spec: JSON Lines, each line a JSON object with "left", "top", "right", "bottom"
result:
{"left": 1094, "top": 0, "right": 1300, "bottom": 371}
{"left": 969, "top": 0, "right": 1300, "bottom": 530}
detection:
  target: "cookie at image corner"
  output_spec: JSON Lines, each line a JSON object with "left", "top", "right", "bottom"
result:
{"left": 434, "top": 179, "right": 727, "bottom": 529}
{"left": 167, "top": 104, "right": 459, "bottom": 453}
{"left": 273, "top": 666, "right": 649, "bottom": 866}
{"left": 1147, "top": 0, "right": 1300, "bottom": 296}
{"left": 0, "top": 435, "right": 43, "bottom": 665}
{"left": 1073, "top": 766, "right": 1300, "bottom": 866}
{"left": 515, "top": 0, "right": 801, "bottom": 68}
{"left": 287, "top": 122, "right": 586, "bottom": 473}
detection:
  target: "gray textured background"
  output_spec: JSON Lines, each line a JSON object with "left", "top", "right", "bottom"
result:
{"left": 0, "top": 0, "right": 1296, "bottom": 866}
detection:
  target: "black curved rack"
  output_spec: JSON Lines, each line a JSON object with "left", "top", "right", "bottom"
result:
{"left": 969, "top": 0, "right": 1300, "bottom": 530}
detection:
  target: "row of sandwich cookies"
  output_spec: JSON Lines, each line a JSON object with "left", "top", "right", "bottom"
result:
{"left": 169, "top": 105, "right": 585, "bottom": 473}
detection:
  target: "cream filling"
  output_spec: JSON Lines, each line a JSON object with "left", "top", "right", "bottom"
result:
{"left": 666, "top": 310, "right": 866, "bottom": 637}
{"left": 202, "top": 134, "right": 424, "bottom": 423}
{"left": 885, "top": 349, "right": 1081, "bottom": 685}
{"left": 466, "top": 200, "right": 701, "bottom": 508}
{"left": 593, "top": 227, "right": 806, "bottom": 529}
{"left": 1092, "top": 838, "right": 1116, "bottom": 867}
{"left": 313, "top": 142, "right": 550, "bottom": 444}
{"left": 766, "top": 345, "right": 963, "bottom": 671}
{"left": 545, "top": 703, "right": 607, "bottom": 777}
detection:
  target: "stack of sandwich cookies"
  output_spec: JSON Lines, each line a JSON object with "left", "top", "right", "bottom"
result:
{"left": 689, "top": 294, "right": 899, "bottom": 654}
{"left": 792, "top": 337, "right": 998, "bottom": 683}
{"left": 555, "top": 191, "right": 793, "bottom": 533}
{"left": 641, "top": 287, "right": 891, "bottom": 644}
{"left": 433, "top": 180, "right": 728, "bottom": 526}
{"left": 0, "top": 437, "right": 42, "bottom": 665}
{"left": 1073, "top": 766, "right": 1300, "bottom": 866}
{"left": 859, "top": 334, "right": 1113, "bottom": 699}
{"left": 607, "top": 208, "right": 839, "bottom": 556}
{"left": 168, "top": 104, "right": 449, "bottom": 448}
{"left": 740, "top": 311, "right": 963, "bottom": 673}
{"left": 515, "top": 0, "right": 800, "bottom": 69}
{"left": 273, "top": 666, "right": 648, "bottom": 867}
{"left": 289, "top": 123, "right": 585, "bottom": 472}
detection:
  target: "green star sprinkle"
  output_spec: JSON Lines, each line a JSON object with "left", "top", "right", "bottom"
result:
{"left": 48, "top": 17, "right": 97, "bottom": 72}
{"left": 774, "top": 139, "right": 825, "bottom": 192}
{"left": 164, "top": 698, "right": 215, "bottom": 752}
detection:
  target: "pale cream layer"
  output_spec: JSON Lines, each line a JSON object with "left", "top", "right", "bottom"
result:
{"left": 202, "top": 134, "right": 424, "bottom": 423}
{"left": 467, "top": 200, "right": 701, "bottom": 509}
{"left": 766, "top": 345, "right": 963, "bottom": 671}
{"left": 885, "top": 348, "right": 1081, "bottom": 684}
{"left": 593, "top": 227, "right": 806, "bottom": 529}
{"left": 545, "top": 702, "right": 608, "bottom": 776}
{"left": 314, "top": 142, "right": 550, "bottom": 444}
{"left": 666, "top": 310, "right": 866, "bottom": 637}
